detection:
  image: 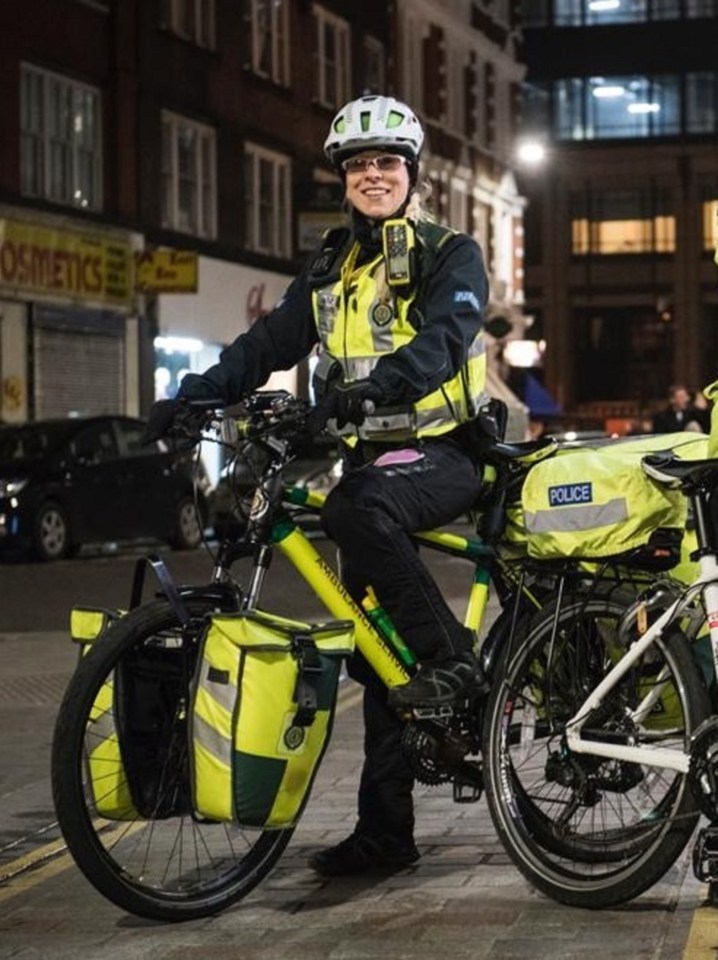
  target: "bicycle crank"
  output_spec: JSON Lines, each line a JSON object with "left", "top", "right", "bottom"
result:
{"left": 400, "top": 717, "right": 483, "bottom": 799}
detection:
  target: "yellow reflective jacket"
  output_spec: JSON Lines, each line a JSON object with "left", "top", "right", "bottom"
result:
{"left": 311, "top": 219, "right": 488, "bottom": 441}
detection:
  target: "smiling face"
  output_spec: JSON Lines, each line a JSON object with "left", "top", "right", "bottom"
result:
{"left": 343, "top": 151, "right": 412, "bottom": 221}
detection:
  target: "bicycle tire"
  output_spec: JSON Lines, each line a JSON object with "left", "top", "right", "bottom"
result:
{"left": 483, "top": 588, "right": 710, "bottom": 908}
{"left": 52, "top": 597, "right": 293, "bottom": 922}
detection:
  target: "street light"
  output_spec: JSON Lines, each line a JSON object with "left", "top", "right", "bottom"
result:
{"left": 516, "top": 138, "right": 547, "bottom": 167}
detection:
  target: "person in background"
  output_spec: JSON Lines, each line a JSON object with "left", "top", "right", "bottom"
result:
{"left": 651, "top": 384, "right": 706, "bottom": 434}
{"left": 145, "top": 94, "right": 490, "bottom": 877}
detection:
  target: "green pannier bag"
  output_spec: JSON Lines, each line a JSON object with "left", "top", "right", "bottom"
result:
{"left": 190, "top": 610, "right": 354, "bottom": 829}
{"left": 518, "top": 435, "right": 694, "bottom": 563}
{"left": 71, "top": 606, "right": 194, "bottom": 822}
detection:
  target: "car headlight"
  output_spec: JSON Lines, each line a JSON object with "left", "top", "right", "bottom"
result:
{"left": 0, "top": 478, "right": 28, "bottom": 497}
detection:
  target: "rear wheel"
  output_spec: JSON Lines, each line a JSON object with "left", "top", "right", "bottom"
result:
{"left": 483, "top": 588, "right": 710, "bottom": 908}
{"left": 51, "top": 597, "right": 293, "bottom": 921}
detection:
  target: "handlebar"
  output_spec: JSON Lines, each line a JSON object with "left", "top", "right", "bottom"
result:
{"left": 178, "top": 391, "right": 315, "bottom": 448}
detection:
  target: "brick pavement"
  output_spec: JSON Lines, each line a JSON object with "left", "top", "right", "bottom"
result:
{"left": 0, "top": 632, "right": 713, "bottom": 960}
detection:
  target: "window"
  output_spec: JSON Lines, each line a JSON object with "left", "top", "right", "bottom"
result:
{"left": 162, "top": 0, "right": 214, "bottom": 48}
{"left": 686, "top": 73, "right": 718, "bottom": 134}
{"left": 687, "top": 0, "right": 718, "bottom": 13}
{"left": 570, "top": 189, "right": 675, "bottom": 254}
{"left": 526, "top": 0, "right": 718, "bottom": 25}
{"left": 556, "top": 75, "right": 680, "bottom": 140}
{"left": 314, "top": 6, "right": 350, "bottom": 109}
{"left": 250, "top": 0, "right": 289, "bottom": 85}
{"left": 422, "top": 25, "right": 446, "bottom": 122}
{"left": 520, "top": 0, "right": 550, "bottom": 26}
{"left": 519, "top": 82, "right": 550, "bottom": 138}
{"left": 20, "top": 64, "right": 102, "bottom": 210}
{"left": 702, "top": 192, "right": 718, "bottom": 253}
{"left": 445, "top": 43, "right": 465, "bottom": 135}
{"left": 551, "top": 0, "right": 686, "bottom": 24}
{"left": 161, "top": 112, "right": 216, "bottom": 238}
{"left": 244, "top": 144, "right": 292, "bottom": 258}
{"left": 361, "top": 36, "right": 385, "bottom": 95}
{"left": 450, "top": 180, "right": 471, "bottom": 234}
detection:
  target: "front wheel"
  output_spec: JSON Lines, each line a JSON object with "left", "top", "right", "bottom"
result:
{"left": 483, "top": 589, "right": 710, "bottom": 909}
{"left": 169, "top": 496, "right": 203, "bottom": 550}
{"left": 34, "top": 501, "right": 72, "bottom": 560}
{"left": 51, "top": 597, "right": 293, "bottom": 921}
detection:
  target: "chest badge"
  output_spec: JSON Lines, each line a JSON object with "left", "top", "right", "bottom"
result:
{"left": 371, "top": 300, "right": 393, "bottom": 327}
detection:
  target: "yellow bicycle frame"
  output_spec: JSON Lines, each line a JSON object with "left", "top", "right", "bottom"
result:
{"left": 273, "top": 489, "right": 494, "bottom": 688}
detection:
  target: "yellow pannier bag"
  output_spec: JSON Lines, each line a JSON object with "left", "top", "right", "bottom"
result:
{"left": 71, "top": 605, "right": 192, "bottom": 822}
{"left": 70, "top": 607, "right": 137, "bottom": 820}
{"left": 191, "top": 610, "right": 354, "bottom": 829}
{"left": 519, "top": 442, "right": 688, "bottom": 562}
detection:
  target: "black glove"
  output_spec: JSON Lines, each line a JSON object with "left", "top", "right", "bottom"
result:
{"left": 142, "top": 398, "right": 209, "bottom": 447}
{"left": 177, "top": 372, "right": 223, "bottom": 401}
{"left": 143, "top": 399, "right": 183, "bottom": 444}
{"left": 326, "top": 378, "right": 384, "bottom": 430}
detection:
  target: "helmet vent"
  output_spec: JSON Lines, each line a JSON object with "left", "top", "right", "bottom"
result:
{"left": 387, "top": 110, "right": 404, "bottom": 129}
{"left": 360, "top": 111, "right": 371, "bottom": 132}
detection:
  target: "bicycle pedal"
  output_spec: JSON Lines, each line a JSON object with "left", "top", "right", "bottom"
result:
{"left": 693, "top": 826, "right": 718, "bottom": 883}
{"left": 452, "top": 769, "right": 483, "bottom": 804}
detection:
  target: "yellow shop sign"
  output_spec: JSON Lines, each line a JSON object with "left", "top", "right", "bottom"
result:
{"left": 135, "top": 249, "right": 198, "bottom": 293}
{"left": 0, "top": 218, "right": 132, "bottom": 306}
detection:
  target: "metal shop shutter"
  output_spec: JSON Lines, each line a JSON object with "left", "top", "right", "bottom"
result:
{"left": 33, "top": 306, "right": 126, "bottom": 418}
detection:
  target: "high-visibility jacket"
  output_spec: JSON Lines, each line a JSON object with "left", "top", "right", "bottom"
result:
{"left": 193, "top": 217, "right": 490, "bottom": 443}
{"left": 311, "top": 221, "right": 487, "bottom": 440}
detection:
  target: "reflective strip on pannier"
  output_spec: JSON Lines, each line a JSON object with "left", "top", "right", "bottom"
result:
{"left": 190, "top": 610, "right": 354, "bottom": 829}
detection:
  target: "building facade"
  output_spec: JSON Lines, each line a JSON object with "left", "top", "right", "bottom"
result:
{"left": 518, "top": 0, "right": 718, "bottom": 426}
{"left": 0, "top": 0, "right": 529, "bottom": 445}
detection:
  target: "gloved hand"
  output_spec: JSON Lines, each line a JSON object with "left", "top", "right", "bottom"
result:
{"left": 325, "top": 378, "right": 384, "bottom": 430}
{"left": 143, "top": 399, "right": 183, "bottom": 444}
{"left": 177, "top": 372, "right": 222, "bottom": 401}
{"left": 142, "top": 398, "right": 209, "bottom": 446}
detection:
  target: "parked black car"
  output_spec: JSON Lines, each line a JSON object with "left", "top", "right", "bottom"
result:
{"left": 0, "top": 416, "right": 210, "bottom": 561}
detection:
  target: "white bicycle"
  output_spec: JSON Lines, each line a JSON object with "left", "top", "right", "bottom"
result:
{"left": 483, "top": 451, "right": 718, "bottom": 907}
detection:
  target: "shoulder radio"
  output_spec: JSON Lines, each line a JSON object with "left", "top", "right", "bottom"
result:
{"left": 382, "top": 219, "right": 415, "bottom": 287}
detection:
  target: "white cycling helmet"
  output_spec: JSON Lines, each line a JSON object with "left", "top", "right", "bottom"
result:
{"left": 324, "top": 95, "right": 425, "bottom": 168}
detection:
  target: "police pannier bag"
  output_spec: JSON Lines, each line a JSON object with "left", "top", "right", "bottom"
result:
{"left": 518, "top": 440, "right": 689, "bottom": 565}
{"left": 190, "top": 610, "right": 354, "bottom": 829}
{"left": 71, "top": 607, "right": 193, "bottom": 821}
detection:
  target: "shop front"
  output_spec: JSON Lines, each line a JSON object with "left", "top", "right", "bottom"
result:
{"left": 0, "top": 209, "right": 139, "bottom": 424}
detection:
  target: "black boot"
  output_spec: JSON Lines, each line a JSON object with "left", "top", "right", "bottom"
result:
{"left": 308, "top": 832, "right": 420, "bottom": 877}
{"left": 387, "top": 654, "right": 486, "bottom": 709}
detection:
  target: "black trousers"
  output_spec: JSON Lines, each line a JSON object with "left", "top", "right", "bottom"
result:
{"left": 321, "top": 435, "right": 482, "bottom": 841}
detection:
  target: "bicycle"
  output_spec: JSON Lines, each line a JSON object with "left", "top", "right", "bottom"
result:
{"left": 482, "top": 448, "right": 718, "bottom": 908}
{"left": 50, "top": 392, "right": 669, "bottom": 921}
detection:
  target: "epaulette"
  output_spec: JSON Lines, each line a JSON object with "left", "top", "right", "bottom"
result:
{"left": 307, "top": 227, "right": 352, "bottom": 284}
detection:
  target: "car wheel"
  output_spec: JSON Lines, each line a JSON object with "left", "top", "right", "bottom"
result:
{"left": 169, "top": 497, "right": 203, "bottom": 551}
{"left": 34, "top": 502, "right": 72, "bottom": 561}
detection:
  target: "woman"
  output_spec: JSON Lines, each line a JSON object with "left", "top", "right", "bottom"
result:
{"left": 147, "top": 95, "right": 491, "bottom": 875}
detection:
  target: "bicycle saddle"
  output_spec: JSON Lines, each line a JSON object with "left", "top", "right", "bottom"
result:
{"left": 484, "top": 436, "right": 558, "bottom": 465}
{"left": 642, "top": 453, "right": 718, "bottom": 489}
